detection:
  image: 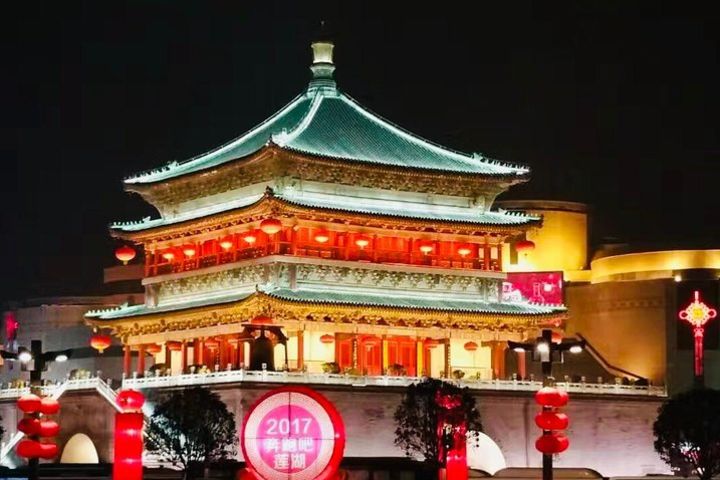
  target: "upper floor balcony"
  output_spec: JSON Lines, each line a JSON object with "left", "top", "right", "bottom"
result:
{"left": 145, "top": 227, "right": 503, "bottom": 277}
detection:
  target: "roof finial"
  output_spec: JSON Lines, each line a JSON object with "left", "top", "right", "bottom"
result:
{"left": 309, "top": 21, "right": 336, "bottom": 88}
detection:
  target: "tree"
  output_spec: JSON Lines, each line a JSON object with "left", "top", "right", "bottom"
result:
{"left": 654, "top": 387, "right": 720, "bottom": 480}
{"left": 146, "top": 386, "right": 237, "bottom": 479}
{"left": 394, "top": 377, "right": 482, "bottom": 470}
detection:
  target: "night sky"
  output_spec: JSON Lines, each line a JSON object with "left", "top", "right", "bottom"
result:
{"left": 2, "top": 2, "right": 718, "bottom": 302}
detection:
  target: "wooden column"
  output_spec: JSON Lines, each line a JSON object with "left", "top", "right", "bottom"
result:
{"left": 194, "top": 338, "right": 204, "bottom": 366}
{"left": 444, "top": 339, "right": 451, "bottom": 378}
{"left": 239, "top": 341, "right": 245, "bottom": 368}
{"left": 351, "top": 335, "right": 358, "bottom": 369}
{"left": 484, "top": 341, "right": 508, "bottom": 380}
{"left": 137, "top": 345, "right": 146, "bottom": 376}
{"left": 381, "top": 335, "right": 389, "bottom": 374}
{"left": 165, "top": 342, "right": 173, "bottom": 372}
{"left": 416, "top": 338, "right": 424, "bottom": 377}
{"left": 517, "top": 350, "right": 526, "bottom": 380}
{"left": 123, "top": 345, "right": 131, "bottom": 377}
{"left": 297, "top": 331, "right": 304, "bottom": 371}
{"left": 181, "top": 340, "right": 188, "bottom": 373}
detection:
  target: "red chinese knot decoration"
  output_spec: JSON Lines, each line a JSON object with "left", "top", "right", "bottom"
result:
{"left": 534, "top": 386, "right": 570, "bottom": 455}
{"left": 679, "top": 290, "right": 718, "bottom": 378}
{"left": 241, "top": 386, "right": 345, "bottom": 480}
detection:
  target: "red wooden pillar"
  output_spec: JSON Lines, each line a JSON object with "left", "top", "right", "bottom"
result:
{"left": 238, "top": 341, "right": 245, "bottom": 368}
{"left": 137, "top": 345, "right": 146, "bottom": 376}
{"left": 444, "top": 339, "right": 451, "bottom": 378}
{"left": 181, "top": 341, "right": 188, "bottom": 373}
{"left": 165, "top": 342, "right": 173, "bottom": 372}
{"left": 123, "top": 345, "right": 132, "bottom": 377}
{"left": 194, "top": 338, "right": 204, "bottom": 366}
{"left": 297, "top": 331, "right": 304, "bottom": 371}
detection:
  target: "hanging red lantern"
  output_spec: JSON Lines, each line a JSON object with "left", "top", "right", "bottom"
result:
{"left": 17, "top": 417, "right": 41, "bottom": 435}
{"left": 260, "top": 218, "right": 283, "bottom": 235}
{"left": 457, "top": 246, "right": 473, "bottom": 257}
{"left": 219, "top": 236, "right": 234, "bottom": 251}
{"left": 17, "top": 439, "right": 42, "bottom": 458}
{"left": 166, "top": 341, "right": 182, "bottom": 351}
{"left": 115, "top": 245, "right": 136, "bottom": 265}
{"left": 39, "top": 420, "right": 60, "bottom": 437}
{"left": 39, "top": 397, "right": 60, "bottom": 415}
{"left": 425, "top": 338, "right": 439, "bottom": 348}
{"left": 91, "top": 332, "right": 112, "bottom": 353}
{"left": 314, "top": 230, "right": 330, "bottom": 243}
{"left": 243, "top": 232, "right": 257, "bottom": 244}
{"left": 535, "top": 387, "right": 569, "bottom": 407}
{"left": 535, "top": 432, "right": 569, "bottom": 454}
{"left": 145, "top": 343, "right": 162, "bottom": 355}
{"left": 161, "top": 250, "right": 175, "bottom": 262}
{"left": 464, "top": 341, "right": 478, "bottom": 352}
{"left": 515, "top": 240, "right": 536, "bottom": 253}
{"left": 251, "top": 314, "right": 273, "bottom": 325}
{"left": 116, "top": 389, "right": 145, "bottom": 413}
{"left": 419, "top": 243, "right": 434, "bottom": 255}
{"left": 535, "top": 411, "right": 569, "bottom": 431}
{"left": 355, "top": 236, "right": 370, "bottom": 249}
{"left": 320, "top": 334, "right": 334, "bottom": 344}
{"left": 38, "top": 442, "right": 59, "bottom": 459}
{"left": 182, "top": 244, "right": 197, "bottom": 257}
{"left": 18, "top": 394, "right": 42, "bottom": 413}
{"left": 551, "top": 331, "right": 563, "bottom": 344}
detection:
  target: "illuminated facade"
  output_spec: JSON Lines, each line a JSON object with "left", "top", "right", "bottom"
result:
{"left": 86, "top": 40, "right": 565, "bottom": 382}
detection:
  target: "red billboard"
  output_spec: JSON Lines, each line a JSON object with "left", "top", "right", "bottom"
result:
{"left": 502, "top": 271, "right": 564, "bottom": 305}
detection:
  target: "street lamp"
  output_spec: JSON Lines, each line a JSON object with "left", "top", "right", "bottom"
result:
{"left": 1, "top": 340, "right": 74, "bottom": 480}
{"left": 507, "top": 329, "right": 585, "bottom": 480}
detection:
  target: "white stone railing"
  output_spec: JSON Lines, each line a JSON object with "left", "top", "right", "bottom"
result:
{"left": 122, "top": 369, "right": 666, "bottom": 397}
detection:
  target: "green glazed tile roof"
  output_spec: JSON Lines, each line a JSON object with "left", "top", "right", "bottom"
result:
{"left": 267, "top": 287, "right": 565, "bottom": 315}
{"left": 125, "top": 83, "right": 528, "bottom": 184}
{"left": 87, "top": 286, "right": 563, "bottom": 321}
{"left": 110, "top": 189, "right": 539, "bottom": 233}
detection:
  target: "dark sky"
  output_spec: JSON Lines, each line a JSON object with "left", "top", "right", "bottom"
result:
{"left": 2, "top": 2, "right": 719, "bottom": 301}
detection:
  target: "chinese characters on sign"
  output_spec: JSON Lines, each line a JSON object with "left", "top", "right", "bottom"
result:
{"left": 241, "top": 386, "right": 345, "bottom": 480}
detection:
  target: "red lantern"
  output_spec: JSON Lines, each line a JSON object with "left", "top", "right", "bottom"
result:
{"left": 161, "top": 250, "right": 175, "bottom": 261}
{"left": 314, "top": 231, "right": 330, "bottom": 243}
{"left": 115, "top": 245, "right": 136, "bottom": 265}
{"left": 320, "top": 334, "right": 334, "bottom": 344}
{"left": 18, "top": 417, "right": 41, "bottom": 435}
{"left": 260, "top": 218, "right": 283, "bottom": 235}
{"left": 39, "top": 420, "right": 60, "bottom": 437}
{"left": 535, "top": 432, "right": 569, "bottom": 454}
{"left": 515, "top": 240, "right": 536, "bottom": 253}
{"left": 419, "top": 243, "right": 434, "bottom": 255}
{"left": 17, "top": 439, "right": 41, "bottom": 458}
{"left": 464, "top": 341, "right": 478, "bottom": 352}
{"left": 39, "top": 397, "right": 60, "bottom": 415}
{"left": 145, "top": 343, "right": 162, "bottom": 355}
{"left": 38, "top": 442, "right": 59, "bottom": 459}
{"left": 535, "top": 411, "right": 569, "bottom": 431}
{"left": 18, "top": 394, "right": 41, "bottom": 413}
{"left": 457, "top": 246, "right": 472, "bottom": 257}
{"left": 535, "top": 387, "right": 569, "bottom": 407}
{"left": 114, "top": 411, "right": 144, "bottom": 480}
{"left": 219, "top": 236, "right": 234, "bottom": 251}
{"left": 182, "top": 244, "right": 197, "bottom": 257}
{"left": 551, "top": 331, "right": 563, "bottom": 344}
{"left": 116, "top": 389, "right": 145, "bottom": 413}
{"left": 251, "top": 314, "right": 273, "bottom": 325}
{"left": 91, "top": 333, "right": 112, "bottom": 353}
{"left": 355, "top": 236, "right": 370, "bottom": 249}
{"left": 166, "top": 341, "right": 182, "bottom": 351}
{"left": 243, "top": 232, "right": 257, "bottom": 244}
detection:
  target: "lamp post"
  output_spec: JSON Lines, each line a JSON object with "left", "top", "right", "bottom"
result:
{"left": 2, "top": 340, "right": 72, "bottom": 480}
{"left": 508, "top": 329, "right": 584, "bottom": 480}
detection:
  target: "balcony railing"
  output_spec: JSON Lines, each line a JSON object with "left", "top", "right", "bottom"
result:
{"left": 120, "top": 369, "right": 666, "bottom": 397}
{"left": 149, "top": 241, "right": 500, "bottom": 277}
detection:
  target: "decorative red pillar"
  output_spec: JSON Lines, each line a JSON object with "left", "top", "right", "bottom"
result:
{"left": 123, "top": 345, "right": 131, "bottom": 377}
{"left": 136, "top": 345, "right": 145, "bottom": 376}
{"left": 297, "top": 331, "right": 305, "bottom": 370}
{"left": 181, "top": 340, "right": 188, "bottom": 373}
{"left": 114, "top": 390, "right": 145, "bottom": 480}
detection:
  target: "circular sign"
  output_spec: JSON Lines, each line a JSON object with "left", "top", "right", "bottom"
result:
{"left": 241, "top": 386, "right": 345, "bottom": 480}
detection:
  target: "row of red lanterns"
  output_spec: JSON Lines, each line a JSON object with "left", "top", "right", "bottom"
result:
{"left": 16, "top": 394, "right": 60, "bottom": 460}
{"left": 534, "top": 386, "right": 570, "bottom": 455}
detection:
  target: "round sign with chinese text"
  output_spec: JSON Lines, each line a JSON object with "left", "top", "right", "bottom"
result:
{"left": 241, "top": 386, "right": 345, "bottom": 480}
